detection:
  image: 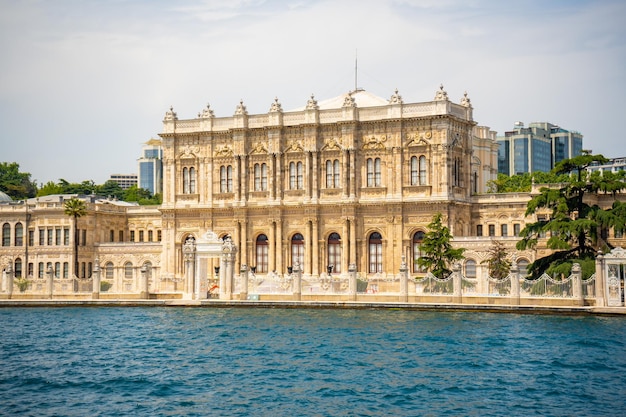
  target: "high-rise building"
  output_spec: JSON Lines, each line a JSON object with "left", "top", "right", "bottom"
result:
{"left": 137, "top": 138, "right": 163, "bottom": 195}
{"left": 497, "top": 122, "right": 583, "bottom": 175}
{"left": 108, "top": 173, "right": 137, "bottom": 190}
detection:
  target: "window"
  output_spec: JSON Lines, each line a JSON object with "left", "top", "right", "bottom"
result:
{"left": 14, "top": 258, "right": 22, "bottom": 278}
{"left": 148, "top": 230, "right": 153, "bottom": 242}
{"left": 130, "top": 231, "right": 135, "bottom": 242}
{"left": 289, "top": 162, "right": 303, "bottom": 190}
{"left": 105, "top": 262, "right": 114, "bottom": 279}
{"left": 367, "top": 158, "right": 381, "bottom": 187}
{"left": 55, "top": 227, "right": 61, "bottom": 245}
{"left": 81, "top": 262, "right": 86, "bottom": 278}
{"left": 254, "top": 163, "right": 268, "bottom": 191}
{"left": 46, "top": 262, "right": 52, "bottom": 276}
{"left": 465, "top": 259, "right": 477, "bottom": 278}
{"left": 139, "top": 230, "right": 144, "bottom": 242}
{"left": 517, "top": 259, "right": 529, "bottom": 277}
{"left": 368, "top": 232, "right": 383, "bottom": 273}
{"left": 28, "top": 229, "right": 34, "bottom": 246}
{"left": 513, "top": 224, "right": 521, "bottom": 237}
{"left": 64, "top": 228, "right": 70, "bottom": 245}
{"left": 291, "top": 233, "right": 304, "bottom": 270}
{"left": 220, "top": 165, "right": 233, "bottom": 193}
{"left": 27, "top": 263, "right": 33, "bottom": 278}
{"left": 38, "top": 262, "right": 44, "bottom": 278}
{"left": 47, "top": 228, "right": 53, "bottom": 245}
{"left": 110, "top": 230, "right": 115, "bottom": 242}
{"left": 63, "top": 262, "right": 69, "bottom": 278}
{"left": 472, "top": 171, "right": 478, "bottom": 193}
{"left": 189, "top": 167, "right": 196, "bottom": 193}
{"left": 615, "top": 228, "right": 624, "bottom": 238}
{"left": 326, "top": 160, "right": 340, "bottom": 188}
{"left": 412, "top": 231, "right": 425, "bottom": 273}
{"left": 501, "top": 224, "right": 508, "bottom": 237}
{"left": 124, "top": 262, "right": 133, "bottom": 279}
{"left": 327, "top": 233, "right": 341, "bottom": 274}
{"left": 419, "top": 156, "right": 427, "bottom": 185}
{"left": 476, "top": 225, "right": 483, "bottom": 237}
{"left": 410, "top": 156, "right": 418, "bottom": 185}
{"left": 452, "top": 157, "right": 462, "bottom": 187}
{"left": 81, "top": 230, "right": 86, "bottom": 246}
{"left": 488, "top": 225, "right": 495, "bottom": 237}
{"left": 15, "top": 223, "right": 23, "bottom": 246}
{"left": 183, "top": 167, "right": 189, "bottom": 193}
{"left": 255, "top": 234, "right": 269, "bottom": 273}
{"left": 88, "top": 263, "right": 92, "bottom": 278}
{"left": 119, "top": 231, "right": 124, "bottom": 242}
{"left": 3, "top": 223, "right": 10, "bottom": 246}
{"left": 157, "top": 230, "right": 162, "bottom": 241}
{"left": 39, "top": 229, "right": 45, "bottom": 245}
{"left": 54, "top": 262, "right": 61, "bottom": 278}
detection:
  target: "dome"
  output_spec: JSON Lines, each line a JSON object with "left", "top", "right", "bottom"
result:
{"left": 0, "top": 191, "right": 12, "bottom": 202}
{"left": 291, "top": 89, "right": 389, "bottom": 111}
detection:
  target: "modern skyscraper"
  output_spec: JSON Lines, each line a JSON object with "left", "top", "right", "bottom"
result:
{"left": 137, "top": 138, "right": 163, "bottom": 195}
{"left": 497, "top": 122, "right": 583, "bottom": 175}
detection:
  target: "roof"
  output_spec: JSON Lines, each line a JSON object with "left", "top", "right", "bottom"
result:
{"left": 0, "top": 190, "right": 12, "bottom": 202}
{"left": 291, "top": 89, "right": 389, "bottom": 111}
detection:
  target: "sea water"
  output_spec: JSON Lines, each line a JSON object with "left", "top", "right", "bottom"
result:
{"left": 0, "top": 307, "right": 625, "bottom": 416}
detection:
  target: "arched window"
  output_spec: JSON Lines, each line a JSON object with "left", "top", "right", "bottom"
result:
{"left": 326, "top": 160, "right": 333, "bottom": 188}
{"left": 291, "top": 233, "right": 304, "bottom": 270}
{"left": 54, "top": 262, "right": 61, "bottom": 278}
{"left": 220, "top": 165, "right": 233, "bottom": 193}
{"left": 38, "top": 262, "right": 44, "bottom": 278}
{"left": 189, "top": 167, "right": 196, "bottom": 193}
{"left": 289, "top": 162, "right": 302, "bottom": 190}
{"left": 14, "top": 258, "right": 22, "bottom": 278}
{"left": 183, "top": 167, "right": 189, "bottom": 194}
{"left": 124, "top": 262, "right": 133, "bottom": 279}
{"left": 254, "top": 163, "right": 267, "bottom": 191}
{"left": 472, "top": 171, "right": 479, "bottom": 193}
{"left": 15, "top": 223, "right": 23, "bottom": 246}
{"left": 367, "top": 158, "right": 381, "bottom": 187}
{"left": 255, "top": 234, "right": 269, "bottom": 273}
{"left": 105, "top": 262, "right": 114, "bottom": 279}
{"left": 465, "top": 259, "right": 477, "bottom": 278}
{"left": 327, "top": 233, "right": 341, "bottom": 274}
{"left": 517, "top": 259, "right": 529, "bottom": 278}
{"left": 412, "top": 231, "right": 425, "bottom": 273}
{"left": 410, "top": 156, "right": 419, "bottom": 185}
{"left": 63, "top": 262, "right": 69, "bottom": 278}
{"left": 2, "top": 223, "right": 10, "bottom": 246}
{"left": 419, "top": 155, "right": 427, "bottom": 185}
{"left": 368, "top": 232, "right": 383, "bottom": 273}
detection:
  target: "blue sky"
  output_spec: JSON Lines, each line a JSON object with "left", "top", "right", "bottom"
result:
{"left": 1, "top": 0, "right": 624, "bottom": 185}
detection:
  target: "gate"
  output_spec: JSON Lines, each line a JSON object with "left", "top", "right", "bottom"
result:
{"left": 603, "top": 247, "right": 626, "bottom": 307}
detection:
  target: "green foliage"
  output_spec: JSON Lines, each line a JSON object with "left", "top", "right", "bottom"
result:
{"left": 100, "top": 281, "right": 113, "bottom": 292}
{"left": 0, "top": 162, "right": 37, "bottom": 199}
{"left": 545, "top": 258, "right": 595, "bottom": 280}
{"left": 417, "top": 213, "right": 465, "bottom": 278}
{"left": 481, "top": 240, "right": 512, "bottom": 279}
{"left": 64, "top": 198, "right": 87, "bottom": 277}
{"left": 517, "top": 154, "right": 626, "bottom": 279}
{"left": 96, "top": 180, "right": 125, "bottom": 200}
{"left": 15, "top": 277, "right": 29, "bottom": 292}
{"left": 486, "top": 171, "right": 572, "bottom": 193}
{"left": 36, "top": 178, "right": 159, "bottom": 205}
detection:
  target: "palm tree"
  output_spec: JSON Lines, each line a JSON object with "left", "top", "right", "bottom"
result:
{"left": 64, "top": 198, "right": 87, "bottom": 278}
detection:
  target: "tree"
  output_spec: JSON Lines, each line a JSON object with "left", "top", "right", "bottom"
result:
{"left": 481, "top": 240, "right": 512, "bottom": 279}
{"left": 96, "top": 180, "right": 125, "bottom": 200}
{"left": 417, "top": 213, "right": 465, "bottom": 278}
{"left": 516, "top": 154, "right": 626, "bottom": 279}
{"left": 0, "top": 162, "right": 37, "bottom": 199}
{"left": 64, "top": 198, "right": 87, "bottom": 278}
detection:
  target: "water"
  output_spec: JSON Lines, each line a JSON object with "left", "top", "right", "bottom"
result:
{"left": 1, "top": 307, "right": 625, "bottom": 417}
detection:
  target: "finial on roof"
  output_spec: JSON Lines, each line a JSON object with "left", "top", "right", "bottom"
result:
{"left": 342, "top": 92, "right": 357, "bottom": 108}
{"left": 305, "top": 94, "right": 319, "bottom": 110}
{"left": 164, "top": 105, "right": 178, "bottom": 121}
{"left": 234, "top": 99, "right": 248, "bottom": 116}
{"left": 434, "top": 84, "right": 449, "bottom": 101}
{"left": 389, "top": 88, "right": 403, "bottom": 104}
{"left": 199, "top": 103, "right": 215, "bottom": 118}
{"left": 460, "top": 91, "right": 471, "bottom": 107}
{"left": 269, "top": 97, "right": 283, "bottom": 113}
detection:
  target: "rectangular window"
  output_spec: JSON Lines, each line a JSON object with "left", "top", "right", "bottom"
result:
{"left": 15, "top": 226, "right": 23, "bottom": 247}
{"left": 28, "top": 263, "right": 33, "bottom": 278}
{"left": 28, "top": 229, "right": 34, "bottom": 247}
{"left": 39, "top": 229, "right": 45, "bottom": 245}
{"left": 488, "top": 225, "right": 495, "bottom": 237}
{"left": 476, "top": 225, "right": 483, "bottom": 237}
{"left": 55, "top": 228, "right": 61, "bottom": 245}
{"left": 81, "top": 230, "right": 86, "bottom": 246}
{"left": 63, "top": 262, "right": 69, "bottom": 278}
{"left": 513, "top": 224, "right": 521, "bottom": 237}
{"left": 148, "top": 230, "right": 153, "bottom": 242}
{"left": 119, "top": 231, "right": 124, "bottom": 242}
{"left": 139, "top": 230, "right": 144, "bottom": 242}
{"left": 615, "top": 228, "right": 624, "bottom": 238}
{"left": 110, "top": 230, "right": 115, "bottom": 242}
{"left": 38, "top": 262, "right": 44, "bottom": 278}
{"left": 47, "top": 228, "right": 53, "bottom": 245}
{"left": 501, "top": 224, "right": 508, "bottom": 237}
{"left": 64, "top": 228, "right": 70, "bottom": 245}
{"left": 130, "top": 231, "right": 135, "bottom": 242}
{"left": 157, "top": 230, "right": 162, "bottom": 241}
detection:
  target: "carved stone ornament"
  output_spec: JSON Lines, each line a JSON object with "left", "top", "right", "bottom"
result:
{"left": 164, "top": 106, "right": 178, "bottom": 121}
{"left": 215, "top": 145, "right": 233, "bottom": 158}
{"left": 460, "top": 91, "right": 472, "bottom": 107}
{"left": 251, "top": 141, "right": 267, "bottom": 154}
{"left": 286, "top": 140, "right": 304, "bottom": 152}
{"left": 434, "top": 84, "right": 449, "bottom": 101}
{"left": 199, "top": 103, "right": 215, "bottom": 118}
{"left": 305, "top": 94, "right": 319, "bottom": 110}
{"left": 269, "top": 97, "right": 283, "bottom": 113}
{"left": 180, "top": 146, "right": 200, "bottom": 158}
{"left": 234, "top": 99, "right": 248, "bottom": 116}
{"left": 362, "top": 135, "right": 387, "bottom": 150}
{"left": 342, "top": 93, "right": 356, "bottom": 108}
{"left": 321, "top": 137, "right": 342, "bottom": 151}
{"left": 389, "top": 88, "right": 403, "bottom": 104}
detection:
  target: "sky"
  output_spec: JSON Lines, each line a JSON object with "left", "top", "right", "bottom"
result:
{"left": 1, "top": 0, "right": 624, "bottom": 186}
